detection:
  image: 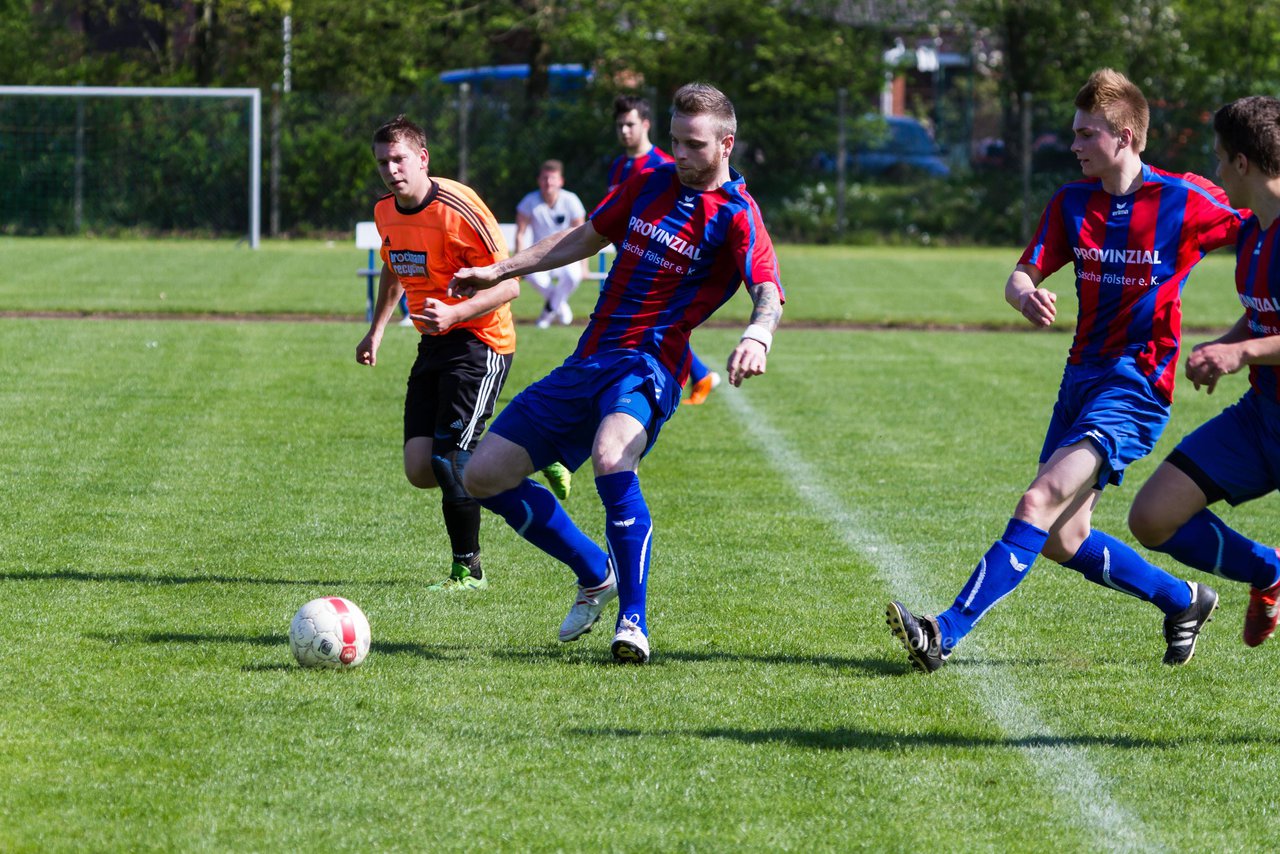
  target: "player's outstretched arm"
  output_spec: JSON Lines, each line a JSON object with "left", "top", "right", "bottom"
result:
{"left": 1005, "top": 265, "right": 1056, "bottom": 328}
{"left": 726, "top": 280, "right": 783, "bottom": 387}
{"left": 451, "top": 222, "right": 609, "bottom": 298}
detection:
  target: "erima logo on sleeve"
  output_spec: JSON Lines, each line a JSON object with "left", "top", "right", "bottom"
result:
{"left": 388, "top": 249, "right": 428, "bottom": 277}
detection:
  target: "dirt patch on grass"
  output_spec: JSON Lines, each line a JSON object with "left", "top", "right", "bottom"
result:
{"left": 0, "top": 310, "right": 1233, "bottom": 336}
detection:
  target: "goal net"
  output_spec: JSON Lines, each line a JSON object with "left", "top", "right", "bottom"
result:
{"left": 0, "top": 86, "right": 260, "bottom": 246}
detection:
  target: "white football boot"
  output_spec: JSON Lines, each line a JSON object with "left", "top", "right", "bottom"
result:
{"left": 610, "top": 616, "right": 650, "bottom": 664}
{"left": 558, "top": 563, "right": 618, "bottom": 642}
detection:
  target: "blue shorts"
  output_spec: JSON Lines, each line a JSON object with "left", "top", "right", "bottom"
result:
{"left": 1040, "top": 356, "right": 1171, "bottom": 489}
{"left": 1169, "top": 391, "right": 1280, "bottom": 506}
{"left": 488, "top": 350, "right": 682, "bottom": 472}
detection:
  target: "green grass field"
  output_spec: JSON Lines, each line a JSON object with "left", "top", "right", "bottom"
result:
{"left": 0, "top": 236, "right": 1244, "bottom": 329}
{"left": 1, "top": 239, "right": 1276, "bottom": 851}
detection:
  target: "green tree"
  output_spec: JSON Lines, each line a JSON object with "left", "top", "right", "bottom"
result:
{"left": 0, "top": 0, "right": 92, "bottom": 84}
{"left": 582, "top": 0, "right": 885, "bottom": 198}
{"left": 957, "top": 0, "right": 1171, "bottom": 163}
{"left": 955, "top": 0, "right": 1280, "bottom": 172}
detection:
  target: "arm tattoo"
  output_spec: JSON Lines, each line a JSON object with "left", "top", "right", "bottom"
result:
{"left": 745, "top": 281, "right": 783, "bottom": 332}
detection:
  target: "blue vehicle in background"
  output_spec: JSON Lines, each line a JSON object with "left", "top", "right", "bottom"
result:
{"left": 818, "top": 115, "right": 951, "bottom": 178}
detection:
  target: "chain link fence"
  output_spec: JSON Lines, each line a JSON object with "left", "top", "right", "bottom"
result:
{"left": 0, "top": 81, "right": 1218, "bottom": 245}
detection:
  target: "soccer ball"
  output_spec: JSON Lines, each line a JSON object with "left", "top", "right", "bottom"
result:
{"left": 288, "top": 597, "right": 371, "bottom": 668}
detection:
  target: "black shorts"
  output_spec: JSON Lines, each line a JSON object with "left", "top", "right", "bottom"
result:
{"left": 403, "top": 329, "right": 512, "bottom": 454}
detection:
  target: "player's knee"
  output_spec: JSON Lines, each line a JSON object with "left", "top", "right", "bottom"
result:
{"left": 405, "top": 458, "right": 438, "bottom": 489}
{"left": 460, "top": 452, "right": 500, "bottom": 499}
{"left": 1042, "top": 531, "right": 1080, "bottom": 564}
{"left": 404, "top": 439, "right": 438, "bottom": 489}
{"left": 1127, "top": 499, "right": 1171, "bottom": 549}
{"left": 1015, "top": 480, "right": 1072, "bottom": 526}
{"left": 591, "top": 447, "right": 632, "bottom": 477}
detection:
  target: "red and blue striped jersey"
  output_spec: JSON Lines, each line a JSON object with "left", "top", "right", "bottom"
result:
{"left": 607, "top": 146, "right": 675, "bottom": 194}
{"left": 581, "top": 163, "right": 783, "bottom": 384}
{"left": 1020, "top": 163, "right": 1242, "bottom": 401}
{"left": 1234, "top": 216, "right": 1280, "bottom": 401}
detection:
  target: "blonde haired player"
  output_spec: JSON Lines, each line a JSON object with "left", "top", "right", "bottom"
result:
{"left": 888, "top": 69, "right": 1244, "bottom": 671}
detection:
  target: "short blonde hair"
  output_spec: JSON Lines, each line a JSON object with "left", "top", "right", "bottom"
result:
{"left": 671, "top": 82, "right": 737, "bottom": 139}
{"left": 1075, "top": 69, "right": 1149, "bottom": 153}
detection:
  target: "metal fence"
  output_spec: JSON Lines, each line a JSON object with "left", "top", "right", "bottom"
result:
{"left": 0, "top": 82, "right": 1215, "bottom": 245}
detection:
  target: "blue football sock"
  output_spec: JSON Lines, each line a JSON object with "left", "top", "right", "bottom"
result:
{"left": 596, "top": 472, "right": 652, "bottom": 635}
{"left": 477, "top": 478, "right": 608, "bottom": 587}
{"left": 1152, "top": 509, "right": 1280, "bottom": 589}
{"left": 687, "top": 348, "right": 709, "bottom": 384}
{"left": 1061, "top": 529, "right": 1191, "bottom": 614}
{"left": 936, "top": 518, "right": 1049, "bottom": 649}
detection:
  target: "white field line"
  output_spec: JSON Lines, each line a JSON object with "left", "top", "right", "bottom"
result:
{"left": 721, "top": 384, "right": 1162, "bottom": 854}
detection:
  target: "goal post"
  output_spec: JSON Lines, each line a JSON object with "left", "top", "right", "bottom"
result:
{"left": 0, "top": 85, "right": 261, "bottom": 248}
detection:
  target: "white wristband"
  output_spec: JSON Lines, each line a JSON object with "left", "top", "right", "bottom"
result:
{"left": 741, "top": 323, "right": 773, "bottom": 353}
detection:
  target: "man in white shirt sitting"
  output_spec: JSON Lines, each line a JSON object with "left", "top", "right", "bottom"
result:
{"left": 515, "top": 160, "right": 588, "bottom": 328}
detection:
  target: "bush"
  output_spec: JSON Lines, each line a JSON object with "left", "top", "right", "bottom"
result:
{"left": 769, "top": 169, "right": 1081, "bottom": 245}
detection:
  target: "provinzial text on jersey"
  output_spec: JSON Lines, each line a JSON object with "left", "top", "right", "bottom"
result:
{"left": 628, "top": 217, "right": 702, "bottom": 260}
{"left": 388, "top": 249, "right": 427, "bottom": 277}
{"left": 1072, "top": 247, "right": 1163, "bottom": 265}
{"left": 621, "top": 239, "right": 688, "bottom": 274}
{"left": 1241, "top": 294, "right": 1280, "bottom": 313}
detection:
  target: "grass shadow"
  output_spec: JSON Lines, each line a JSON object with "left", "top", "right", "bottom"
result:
{"left": 88, "top": 631, "right": 282, "bottom": 647}
{"left": 881, "top": 655, "right": 1058, "bottom": 672}
{"left": 85, "top": 631, "right": 461, "bottom": 661}
{"left": 0, "top": 568, "right": 388, "bottom": 586}
{"left": 493, "top": 645, "right": 902, "bottom": 674}
{"left": 573, "top": 725, "right": 1260, "bottom": 752}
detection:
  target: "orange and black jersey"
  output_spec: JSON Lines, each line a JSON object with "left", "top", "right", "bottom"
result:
{"left": 375, "top": 178, "right": 515, "bottom": 354}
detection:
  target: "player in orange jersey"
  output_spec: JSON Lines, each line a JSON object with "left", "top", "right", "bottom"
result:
{"left": 357, "top": 115, "right": 567, "bottom": 591}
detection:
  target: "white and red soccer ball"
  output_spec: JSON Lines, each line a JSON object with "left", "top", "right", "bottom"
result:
{"left": 288, "top": 597, "right": 371, "bottom": 668}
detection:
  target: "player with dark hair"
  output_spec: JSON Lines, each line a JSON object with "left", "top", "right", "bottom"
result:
{"left": 887, "top": 69, "right": 1246, "bottom": 672}
{"left": 453, "top": 82, "right": 784, "bottom": 663}
{"left": 1128, "top": 95, "right": 1280, "bottom": 648}
{"left": 357, "top": 114, "right": 520, "bottom": 591}
{"left": 610, "top": 94, "right": 722, "bottom": 405}
{"left": 608, "top": 95, "right": 673, "bottom": 192}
